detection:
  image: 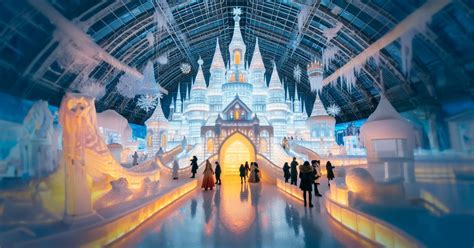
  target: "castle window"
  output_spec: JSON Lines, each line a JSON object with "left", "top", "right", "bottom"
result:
{"left": 234, "top": 50, "right": 241, "bottom": 64}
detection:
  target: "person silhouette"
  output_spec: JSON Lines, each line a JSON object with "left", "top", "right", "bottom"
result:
{"left": 244, "top": 161, "right": 250, "bottom": 179}
{"left": 290, "top": 157, "right": 298, "bottom": 185}
{"left": 299, "top": 161, "right": 315, "bottom": 208}
{"left": 326, "top": 161, "right": 335, "bottom": 187}
{"left": 283, "top": 162, "right": 290, "bottom": 183}
{"left": 215, "top": 161, "right": 222, "bottom": 185}
{"left": 239, "top": 164, "right": 246, "bottom": 184}
{"left": 190, "top": 156, "right": 198, "bottom": 178}
{"left": 172, "top": 159, "right": 179, "bottom": 180}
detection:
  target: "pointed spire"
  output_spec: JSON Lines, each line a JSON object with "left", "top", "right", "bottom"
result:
{"left": 229, "top": 7, "right": 245, "bottom": 50}
{"left": 211, "top": 38, "right": 225, "bottom": 70}
{"left": 250, "top": 37, "right": 265, "bottom": 70}
{"left": 269, "top": 61, "right": 283, "bottom": 89}
{"left": 294, "top": 83, "right": 300, "bottom": 100}
{"left": 286, "top": 83, "right": 291, "bottom": 101}
{"left": 176, "top": 82, "right": 182, "bottom": 100}
{"left": 311, "top": 93, "right": 329, "bottom": 117}
{"left": 367, "top": 94, "right": 404, "bottom": 122}
{"left": 170, "top": 97, "right": 175, "bottom": 110}
{"left": 146, "top": 99, "right": 168, "bottom": 124}
{"left": 193, "top": 57, "right": 206, "bottom": 89}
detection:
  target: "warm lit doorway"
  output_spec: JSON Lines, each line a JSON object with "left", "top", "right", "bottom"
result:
{"left": 219, "top": 132, "right": 255, "bottom": 176}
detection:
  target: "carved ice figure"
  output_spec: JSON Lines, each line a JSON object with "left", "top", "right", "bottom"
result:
{"left": 18, "top": 100, "right": 55, "bottom": 176}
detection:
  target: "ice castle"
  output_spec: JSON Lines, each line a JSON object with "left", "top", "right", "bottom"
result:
{"left": 145, "top": 9, "right": 337, "bottom": 158}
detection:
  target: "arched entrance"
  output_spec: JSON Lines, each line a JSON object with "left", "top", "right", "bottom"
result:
{"left": 219, "top": 132, "right": 255, "bottom": 176}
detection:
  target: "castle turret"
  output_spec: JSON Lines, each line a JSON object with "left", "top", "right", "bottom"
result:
{"left": 222, "top": 7, "right": 253, "bottom": 107}
{"left": 175, "top": 83, "right": 182, "bottom": 113}
{"left": 208, "top": 38, "right": 225, "bottom": 113}
{"left": 306, "top": 93, "right": 336, "bottom": 155}
{"left": 266, "top": 62, "right": 289, "bottom": 138}
{"left": 293, "top": 84, "right": 301, "bottom": 113}
{"left": 229, "top": 7, "right": 246, "bottom": 69}
{"left": 250, "top": 38, "right": 268, "bottom": 114}
{"left": 145, "top": 99, "right": 169, "bottom": 155}
{"left": 186, "top": 57, "right": 209, "bottom": 144}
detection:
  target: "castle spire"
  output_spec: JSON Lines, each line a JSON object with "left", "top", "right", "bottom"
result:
{"left": 269, "top": 61, "right": 283, "bottom": 89}
{"left": 192, "top": 57, "right": 206, "bottom": 89}
{"left": 211, "top": 38, "right": 225, "bottom": 70}
{"left": 229, "top": 7, "right": 246, "bottom": 67}
{"left": 176, "top": 82, "right": 182, "bottom": 100}
{"left": 286, "top": 83, "right": 291, "bottom": 101}
{"left": 250, "top": 37, "right": 265, "bottom": 70}
{"left": 294, "top": 83, "right": 299, "bottom": 100}
{"left": 311, "top": 93, "right": 329, "bottom": 117}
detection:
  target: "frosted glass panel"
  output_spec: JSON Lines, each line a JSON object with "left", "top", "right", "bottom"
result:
{"left": 372, "top": 139, "right": 407, "bottom": 158}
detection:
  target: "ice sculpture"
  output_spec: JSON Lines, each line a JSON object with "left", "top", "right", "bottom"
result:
{"left": 58, "top": 93, "right": 160, "bottom": 218}
{"left": 360, "top": 94, "right": 418, "bottom": 182}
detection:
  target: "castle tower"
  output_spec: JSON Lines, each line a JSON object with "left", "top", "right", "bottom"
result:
{"left": 145, "top": 99, "right": 169, "bottom": 155}
{"left": 266, "top": 61, "right": 289, "bottom": 138}
{"left": 250, "top": 37, "right": 267, "bottom": 114}
{"left": 186, "top": 57, "right": 209, "bottom": 144}
{"left": 229, "top": 7, "right": 246, "bottom": 69}
{"left": 306, "top": 93, "right": 336, "bottom": 155}
{"left": 208, "top": 38, "right": 225, "bottom": 114}
{"left": 175, "top": 83, "right": 182, "bottom": 113}
{"left": 293, "top": 84, "right": 300, "bottom": 113}
{"left": 223, "top": 7, "right": 253, "bottom": 107}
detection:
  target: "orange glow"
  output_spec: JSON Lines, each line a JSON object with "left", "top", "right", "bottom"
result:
{"left": 324, "top": 191, "right": 422, "bottom": 248}
{"left": 219, "top": 132, "right": 255, "bottom": 175}
{"left": 234, "top": 50, "right": 241, "bottom": 64}
{"left": 219, "top": 178, "right": 255, "bottom": 234}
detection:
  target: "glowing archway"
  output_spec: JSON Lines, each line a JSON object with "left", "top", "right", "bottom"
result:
{"left": 219, "top": 132, "right": 255, "bottom": 176}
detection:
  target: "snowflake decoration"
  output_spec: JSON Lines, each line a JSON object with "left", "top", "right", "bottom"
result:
{"left": 232, "top": 7, "right": 242, "bottom": 16}
{"left": 327, "top": 104, "right": 341, "bottom": 117}
{"left": 116, "top": 73, "right": 141, "bottom": 98}
{"left": 180, "top": 63, "right": 191, "bottom": 74}
{"left": 137, "top": 94, "right": 159, "bottom": 112}
{"left": 293, "top": 64, "right": 302, "bottom": 83}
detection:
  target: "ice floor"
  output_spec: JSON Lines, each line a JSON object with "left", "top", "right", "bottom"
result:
{"left": 110, "top": 177, "right": 372, "bottom": 248}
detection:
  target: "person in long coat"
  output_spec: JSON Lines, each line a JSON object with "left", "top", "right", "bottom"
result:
{"left": 172, "top": 159, "right": 179, "bottom": 180}
{"left": 326, "top": 161, "right": 335, "bottom": 187}
{"left": 311, "top": 160, "right": 322, "bottom": 196}
{"left": 132, "top": 151, "right": 139, "bottom": 166}
{"left": 239, "top": 164, "right": 246, "bottom": 184}
{"left": 299, "top": 161, "right": 315, "bottom": 208}
{"left": 283, "top": 162, "right": 290, "bottom": 183}
{"left": 190, "top": 156, "right": 198, "bottom": 178}
{"left": 215, "top": 161, "right": 222, "bottom": 185}
{"left": 201, "top": 159, "right": 215, "bottom": 190}
{"left": 290, "top": 157, "right": 298, "bottom": 185}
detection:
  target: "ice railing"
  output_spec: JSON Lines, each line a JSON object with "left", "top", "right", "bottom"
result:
{"left": 157, "top": 145, "right": 217, "bottom": 179}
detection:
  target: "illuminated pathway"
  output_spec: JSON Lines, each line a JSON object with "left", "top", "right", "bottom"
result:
{"left": 111, "top": 177, "right": 374, "bottom": 248}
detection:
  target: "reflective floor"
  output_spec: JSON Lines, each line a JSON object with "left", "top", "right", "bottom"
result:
{"left": 111, "top": 177, "right": 373, "bottom": 248}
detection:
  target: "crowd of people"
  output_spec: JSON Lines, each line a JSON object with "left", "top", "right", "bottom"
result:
{"left": 282, "top": 157, "right": 336, "bottom": 208}
{"left": 171, "top": 154, "right": 336, "bottom": 208}
{"left": 174, "top": 156, "right": 262, "bottom": 191}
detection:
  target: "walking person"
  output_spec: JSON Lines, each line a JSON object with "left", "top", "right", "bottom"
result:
{"left": 290, "top": 157, "right": 298, "bottom": 185}
{"left": 311, "top": 160, "right": 322, "bottom": 197}
{"left": 132, "top": 151, "right": 139, "bottom": 166}
{"left": 215, "top": 161, "right": 222, "bottom": 185}
{"left": 201, "top": 159, "right": 215, "bottom": 191}
{"left": 326, "top": 161, "right": 335, "bottom": 187}
{"left": 248, "top": 162, "right": 260, "bottom": 183}
{"left": 283, "top": 162, "right": 290, "bottom": 183}
{"left": 239, "top": 164, "right": 246, "bottom": 184}
{"left": 299, "top": 161, "right": 315, "bottom": 208}
{"left": 172, "top": 159, "right": 179, "bottom": 180}
{"left": 190, "top": 156, "right": 198, "bottom": 178}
